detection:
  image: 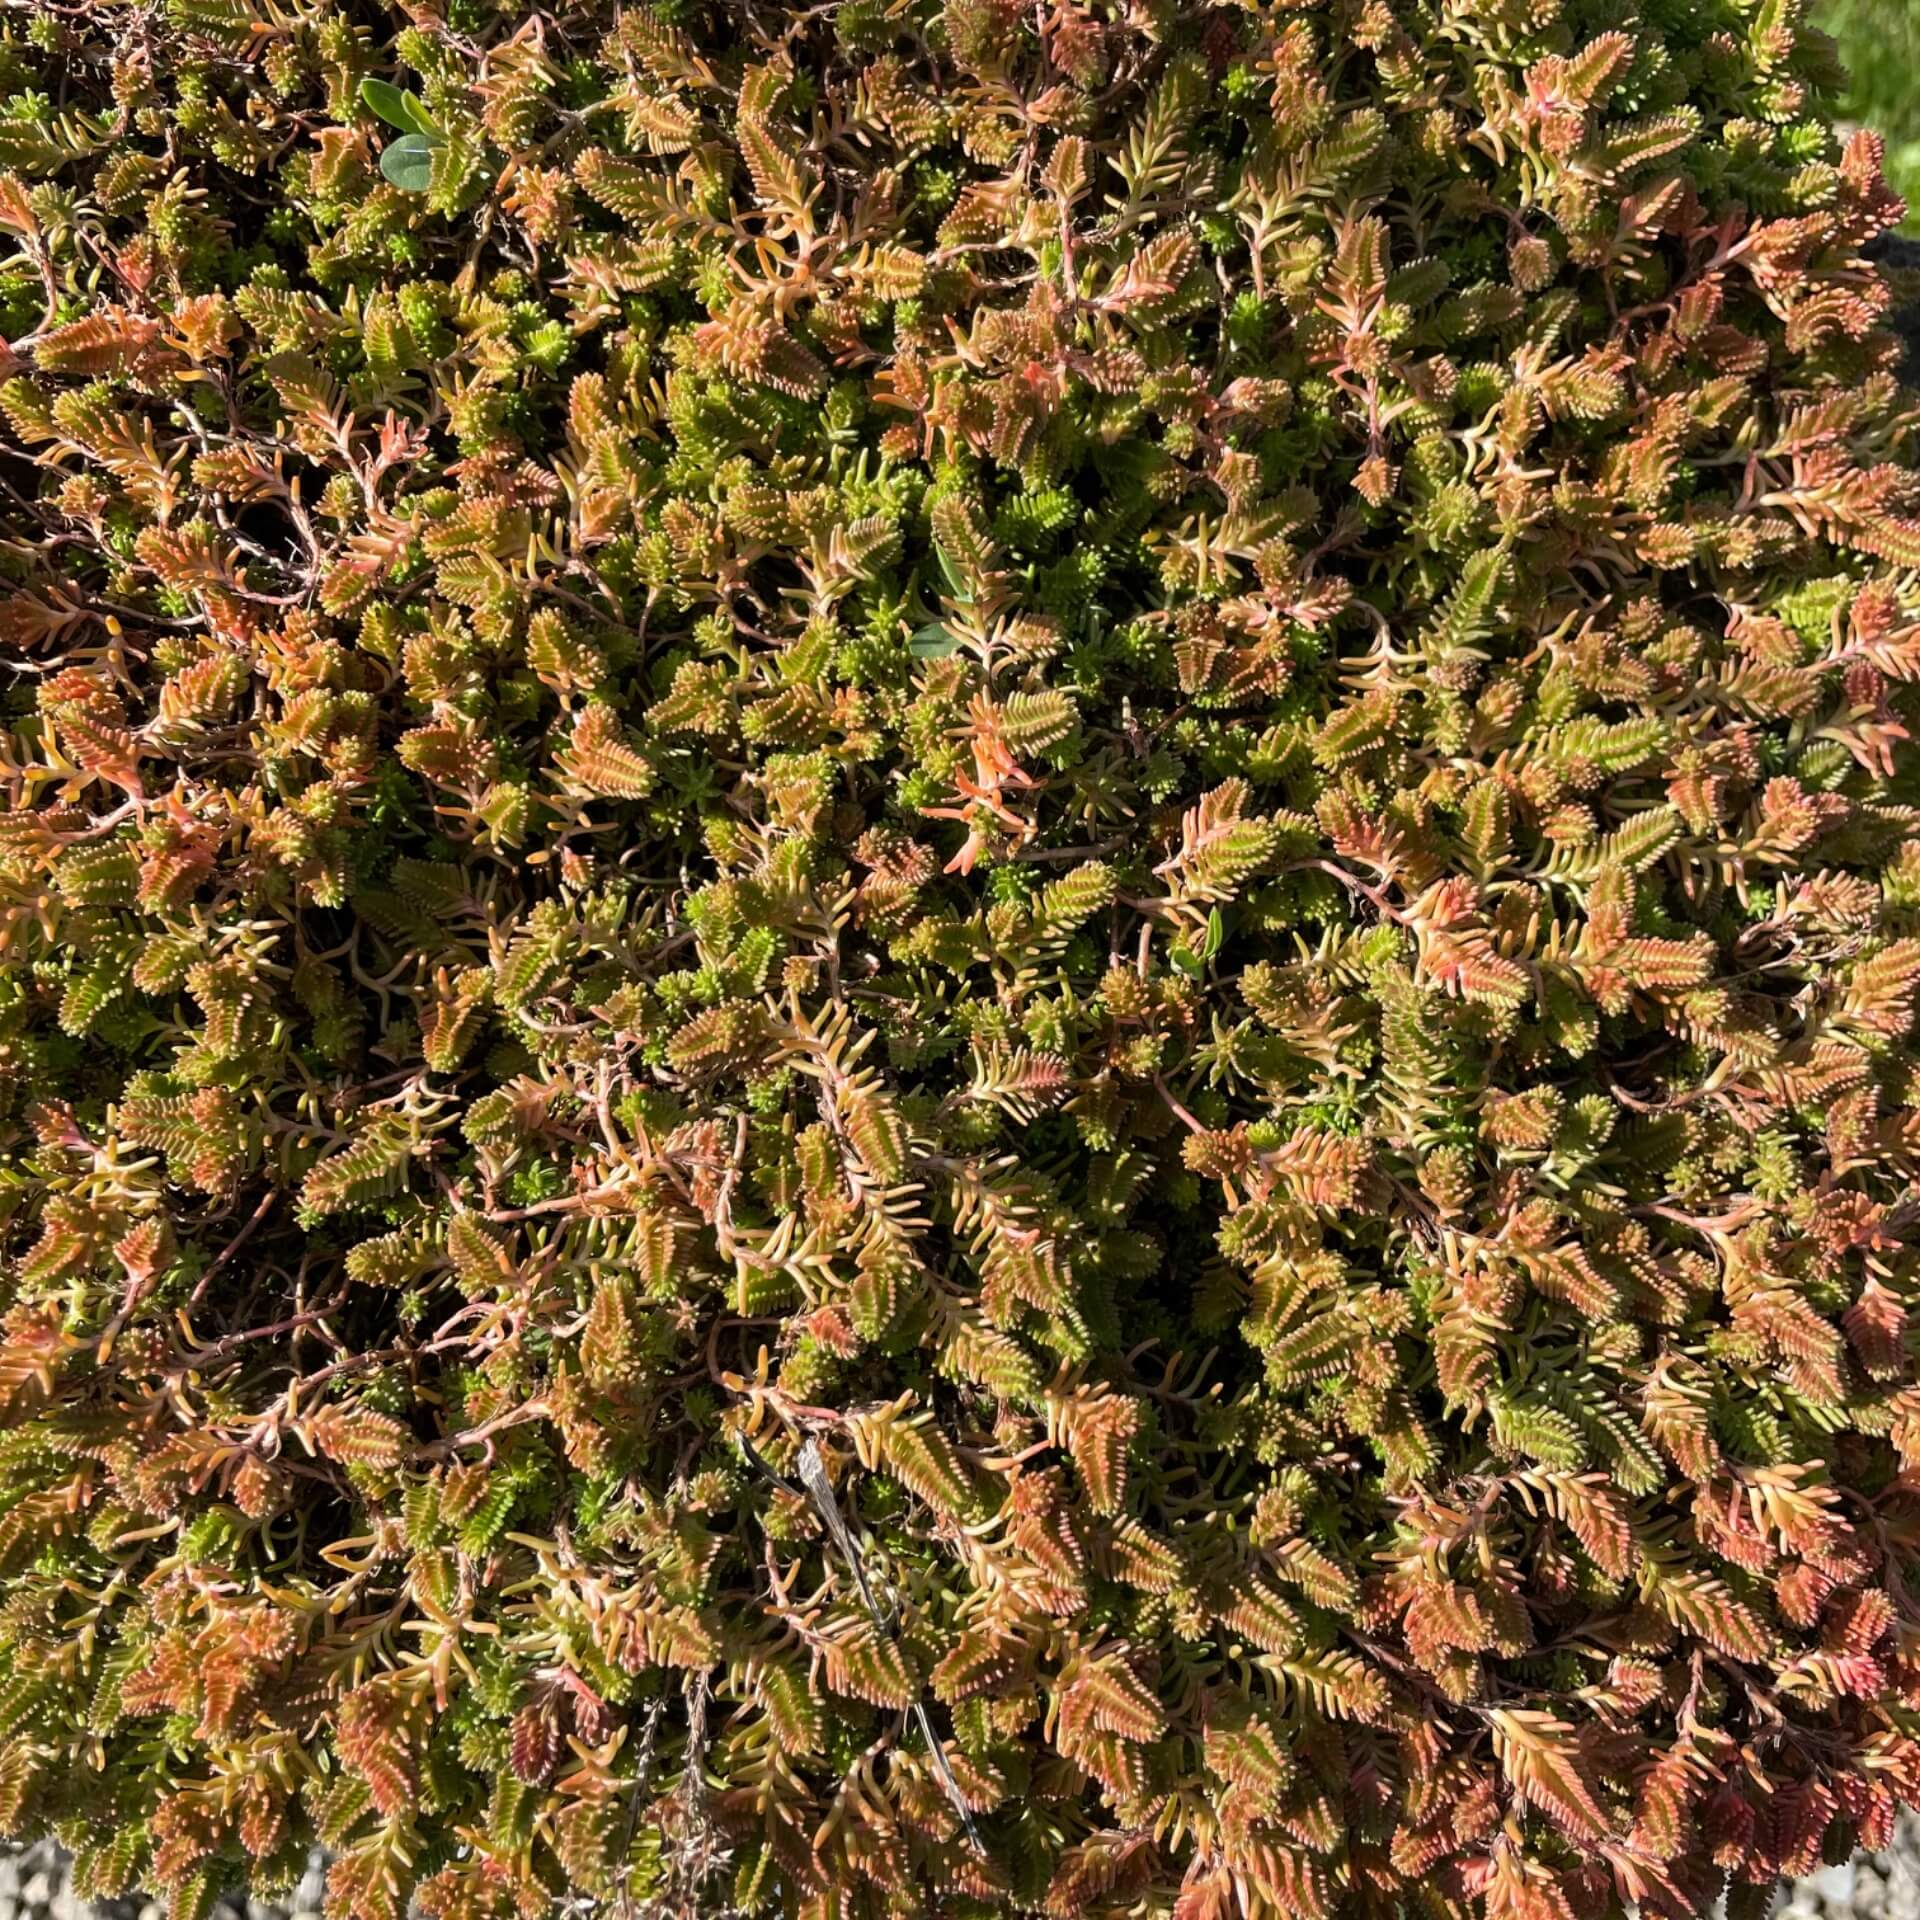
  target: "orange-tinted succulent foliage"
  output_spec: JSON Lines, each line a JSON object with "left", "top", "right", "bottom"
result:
{"left": 0, "top": 0, "right": 1915, "bottom": 1916}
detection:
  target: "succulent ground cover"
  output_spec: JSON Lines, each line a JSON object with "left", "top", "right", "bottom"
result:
{"left": 0, "top": 0, "right": 1917, "bottom": 1916}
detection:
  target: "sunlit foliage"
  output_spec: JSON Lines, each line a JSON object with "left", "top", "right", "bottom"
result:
{"left": 0, "top": 0, "right": 1916, "bottom": 1917}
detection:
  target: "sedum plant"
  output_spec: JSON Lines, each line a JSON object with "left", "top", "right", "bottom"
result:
{"left": 0, "top": 0, "right": 1915, "bottom": 1915}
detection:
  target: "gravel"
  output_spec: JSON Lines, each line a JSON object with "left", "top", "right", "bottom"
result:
{"left": 1776, "top": 1814, "right": 1920, "bottom": 1920}
{"left": 0, "top": 1841, "right": 326, "bottom": 1920}
{"left": 0, "top": 1824, "right": 1913, "bottom": 1920}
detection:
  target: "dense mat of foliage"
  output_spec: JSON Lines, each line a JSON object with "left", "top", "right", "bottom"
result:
{"left": 0, "top": 0, "right": 1917, "bottom": 1914}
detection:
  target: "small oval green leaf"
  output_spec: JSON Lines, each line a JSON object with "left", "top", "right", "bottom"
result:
{"left": 360, "top": 77, "right": 430, "bottom": 133}
{"left": 908, "top": 621, "right": 961, "bottom": 660}
{"left": 379, "top": 133, "right": 439, "bottom": 193}
{"left": 397, "top": 93, "right": 442, "bottom": 138}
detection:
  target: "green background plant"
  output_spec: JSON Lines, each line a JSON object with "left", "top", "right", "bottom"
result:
{"left": 1828, "top": 0, "right": 1920, "bottom": 233}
